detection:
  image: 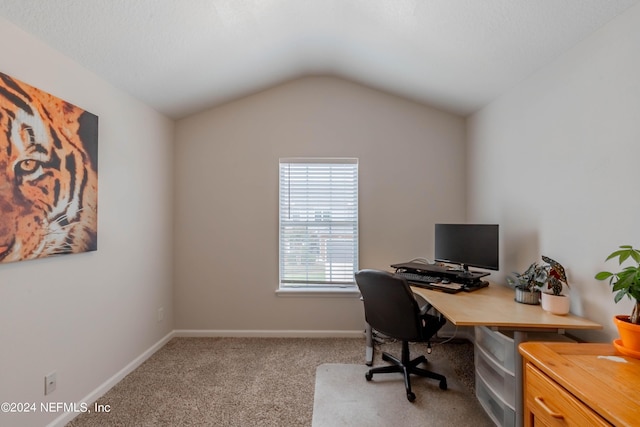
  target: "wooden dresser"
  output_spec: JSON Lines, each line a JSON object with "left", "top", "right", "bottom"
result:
{"left": 519, "top": 342, "right": 640, "bottom": 426}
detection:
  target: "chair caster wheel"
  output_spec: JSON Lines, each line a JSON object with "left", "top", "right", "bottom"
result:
{"left": 439, "top": 380, "right": 447, "bottom": 390}
{"left": 407, "top": 392, "right": 416, "bottom": 402}
{"left": 365, "top": 372, "right": 373, "bottom": 381}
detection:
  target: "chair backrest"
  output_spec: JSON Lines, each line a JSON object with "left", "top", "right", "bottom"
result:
{"left": 355, "top": 269, "right": 424, "bottom": 341}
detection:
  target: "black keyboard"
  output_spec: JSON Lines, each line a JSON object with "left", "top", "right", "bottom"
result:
{"left": 395, "top": 271, "right": 463, "bottom": 292}
{"left": 416, "top": 280, "right": 489, "bottom": 294}
{"left": 395, "top": 271, "right": 440, "bottom": 283}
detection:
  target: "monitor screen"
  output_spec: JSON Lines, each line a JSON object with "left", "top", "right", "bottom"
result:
{"left": 434, "top": 224, "right": 499, "bottom": 273}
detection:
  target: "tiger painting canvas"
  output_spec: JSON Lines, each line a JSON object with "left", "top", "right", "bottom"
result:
{"left": 0, "top": 72, "right": 98, "bottom": 264}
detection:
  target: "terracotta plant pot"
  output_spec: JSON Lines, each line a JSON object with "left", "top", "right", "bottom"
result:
{"left": 540, "top": 292, "right": 570, "bottom": 315}
{"left": 614, "top": 315, "right": 640, "bottom": 352}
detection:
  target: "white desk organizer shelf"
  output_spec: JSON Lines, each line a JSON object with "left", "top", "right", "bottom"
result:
{"left": 474, "top": 326, "right": 575, "bottom": 427}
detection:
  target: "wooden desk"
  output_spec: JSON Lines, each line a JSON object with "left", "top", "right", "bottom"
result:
{"left": 410, "top": 283, "right": 602, "bottom": 427}
{"left": 520, "top": 342, "right": 640, "bottom": 427}
{"left": 410, "top": 283, "right": 601, "bottom": 331}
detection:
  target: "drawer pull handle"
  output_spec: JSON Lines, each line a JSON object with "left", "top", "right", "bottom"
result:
{"left": 534, "top": 396, "right": 565, "bottom": 419}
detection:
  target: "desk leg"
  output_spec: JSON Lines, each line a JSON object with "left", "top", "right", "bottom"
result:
{"left": 365, "top": 322, "right": 373, "bottom": 366}
{"left": 513, "top": 331, "right": 526, "bottom": 427}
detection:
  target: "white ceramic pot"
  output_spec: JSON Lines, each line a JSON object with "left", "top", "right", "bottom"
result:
{"left": 540, "top": 292, "right": 570, "bottom": 315}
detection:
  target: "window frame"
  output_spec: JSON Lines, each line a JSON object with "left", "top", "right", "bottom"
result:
{"left": 277, "top": 157, "right": 359, "bottom": 296}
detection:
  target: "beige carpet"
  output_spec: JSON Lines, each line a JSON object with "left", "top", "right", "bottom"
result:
{"left": 66, "top": 337, "right": 488, "bottom": 426}
{"left": 312, "top": 362, "right": 494, "bottom": 427}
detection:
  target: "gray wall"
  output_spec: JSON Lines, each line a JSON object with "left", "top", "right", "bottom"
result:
{"left": 174, "top": 76, "right": 467, "bottom": 332}
{"left": 0, "top": 18, "right": 175, "bottom": 427}
{"left": 467, "top": 3, "right": 640, "bottom": 342}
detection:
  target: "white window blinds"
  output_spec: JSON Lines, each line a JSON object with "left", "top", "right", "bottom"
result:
{"left": 279, "top": 158, "right": 359, "bottom": 287}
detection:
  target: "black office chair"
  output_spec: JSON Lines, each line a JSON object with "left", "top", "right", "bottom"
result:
{"left": 355, "top": 269, "right": 448, "bottom": 401}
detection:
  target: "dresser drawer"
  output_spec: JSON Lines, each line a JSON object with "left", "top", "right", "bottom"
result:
{"left": 525, "top": 363, "right": 611, "bottom": 427}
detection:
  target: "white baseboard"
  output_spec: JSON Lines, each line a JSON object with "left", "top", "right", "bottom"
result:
{"left": 174, "top": 329, "right": 365, "bottom": 338}
{"left": 46, "top": 330, "right": 175, "bottom": 427}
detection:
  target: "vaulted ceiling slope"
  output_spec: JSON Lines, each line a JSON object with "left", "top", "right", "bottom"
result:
{"left": 1, "top": 0, "right": 638, "bottom": 119}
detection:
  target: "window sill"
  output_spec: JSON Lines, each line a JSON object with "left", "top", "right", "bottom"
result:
{"left": 275, "top": 287, "right": 361, "bottom": 298}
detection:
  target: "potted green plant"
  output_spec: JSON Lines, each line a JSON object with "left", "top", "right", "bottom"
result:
{"left": 507, "top": 262, "right": 548, "bottom": 305}
{"left": 539, "top": 256, "right": 570, "bottom": 315}
{"left": 595, "top": 245, "right": 640, "bottom": 353}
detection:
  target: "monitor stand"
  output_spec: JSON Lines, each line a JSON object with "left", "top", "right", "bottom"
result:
{"left": 390, "top": 261, "right": 489, "bottom": 285}
{"left": 447, "top": 263, "right": 474, "bottom": 277}
{"left": 445, "top": 263, "right": 490, "bottom": 287}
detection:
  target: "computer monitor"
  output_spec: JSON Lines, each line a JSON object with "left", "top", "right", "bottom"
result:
{"left": 434, "top": 224, "right": 499, "bottom": 276}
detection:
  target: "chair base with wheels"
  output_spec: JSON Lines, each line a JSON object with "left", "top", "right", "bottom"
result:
{"left": 365, "top": 340, "right": 447, "bottom": 402}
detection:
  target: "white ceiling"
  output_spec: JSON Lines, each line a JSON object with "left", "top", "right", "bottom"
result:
{"left": 0, "top": 0, "right": 638, "bottom": 119}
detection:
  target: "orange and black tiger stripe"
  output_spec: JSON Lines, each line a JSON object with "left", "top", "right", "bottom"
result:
{"left": 0, "top": 72, "right": 98, "bottom": 263}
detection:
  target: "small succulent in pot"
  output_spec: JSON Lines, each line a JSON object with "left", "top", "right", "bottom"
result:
{"left": 507, "top": 262, "right": 549, "bottom": 305}
{"left": 507, "top": 262, "right": 549, "bottom": 292}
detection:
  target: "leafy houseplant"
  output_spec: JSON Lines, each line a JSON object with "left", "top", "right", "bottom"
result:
{"left": 542, "top": 255, "right": 569, "bottom": 296}
{"left": 540, "top": 256, "right": 570, "bottom": 315}
{"left": 507, "top": 262, "right": 548, "bottom": 305}
{"left": 595, "top": 245, "right": 640, "bottom": 324}
{"left": 546, "top": 276, "right": 564, "bottom": 295}
{"left": 595, "top": 245, "right": 640, "bottom": 354}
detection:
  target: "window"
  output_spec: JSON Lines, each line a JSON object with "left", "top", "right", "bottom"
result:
{"left": 279, "top": 158, "right": 358, "bottom": 290}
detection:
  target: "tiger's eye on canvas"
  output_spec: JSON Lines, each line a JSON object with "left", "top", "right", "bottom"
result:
{"left": 0, "top": 71, "right": 98, "bottom": 264}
